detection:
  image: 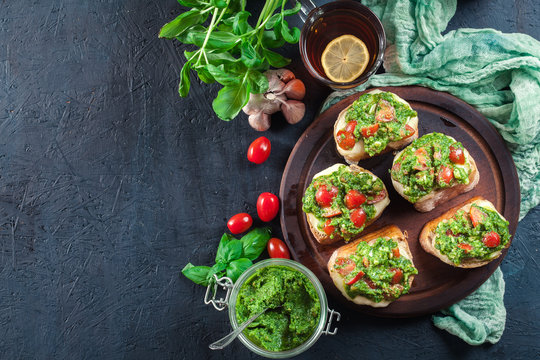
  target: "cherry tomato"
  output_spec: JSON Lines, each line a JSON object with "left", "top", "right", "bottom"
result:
{"left": 267, "top": 238, "right": 290, "bottom": 259}
{"left": 227, "top": 213, "right": 253, "bottom": 234}
{"left": 361, "top": 123, "right": 379, "bottom": 138}
{"left": 247, "top": 136, "right": 271, "bottom": 164}
{"left": 336, "top": 130, "right": 356, "bottom": 150}
{"left": 413, "top": 147, "right": 428, "bottom": 170}
{"left": 344, "top": 189, "right": 366, "bottom": 209}
{"left": 449, "top": 145, "right": 465, "bottom": 164}
{"left": 482, "top": 231, "right": 501, "bottom": 248}
{"left": 256, "top": 192, "right": 279, "bottom": 222}
{"left": 315, "top": 184, "right": 339, "bottom": 207}
{"left": 345, "top": 120, "right": 357, "bottom": 133}
{"left": 400, "top": 124, "right": 416, "bottom": 139}
{"left": 470, "top": 206, "right": 486, "bottom": 227}
{"left": 366, "top": 190, "right": 387, "bottom": 204}
{"left": 391, "top": 268, "right": 403, "bottom": 284}
{"left": 458, "top": 243, "right": 472, "bottom": 252}
{"left": 438, "top": 165, "right": 454, "bottom": 185}
{"left": 323, "top": 219, "right": 336, "bottom": 235}
{"left": 350, "top": 208, "right": 367, "bottom": 228}
{"left": 346, "top": 271, "right": 365, "bottom": 286}
{"left": 392, "top": 247, "right": 400, "bottom": 258}
{"left": 335, "top": 257, "right": 355, "bottom": 276}
{"left": 364, "top": 277, "right": 377, "bottom": 289}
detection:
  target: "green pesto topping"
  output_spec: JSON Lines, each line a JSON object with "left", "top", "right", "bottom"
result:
{"left": 344, "top": 91, "right": 417, "bottom": 156}
{"left": 302, "top": 165, "right": 386, "bottom": 241}
{"left": 390, "top": 132, "right": 472, "bottom": 203}
{"left": 235, "top": 265, "right": 320, "bottom": 352}
{"left": 434, "top": 204, "right": 510, "bottom": 265}
{"left": 334, "top": 237, "right": 418, "bottom": 302}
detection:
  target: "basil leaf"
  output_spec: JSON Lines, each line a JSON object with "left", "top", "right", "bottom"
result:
{"left": 205, "top": 51, "right": 239, "bottom": 64}
{"left": 159, "top": 10, "right": 203, "bottom": 39}
{"left": 283, "top": 1, "right": 302, "bottom": 16}
{"left": 223, "top": 239, "right": 244, "bottom": 262}
{"left": 265, "top": 13, "right": 282, "bottom": 30}
{"left": 206, "top": 64, "right": 241, "bottom": 86}
{"left": 182, "top": 263, "right": 211, "bottom": 286}
{"left": 211, "top": 0, "right": 228, "bottom": 9}
{"left": 215, "top": 233, "right": 235, "bottom": 263}
{"left": 212, "top": 83, "right": 250, "bottom": 121}
{"left": 196, "top": 66, "right": 215, "bottom": 84}
{"left": 178, "top": 61, "right": 192, "bottom": 97}
{"left": 233, "top": 11, "right": 252, "bottom": 35}
{"left": 262, "top": 29, "right": 285, "bottom": 49}
{"left": 240, "top": 228, "right": 271, "bottom": 261}
{"left": 206, "top": 262, "right": 227, "bottom": 283}
{"left": 178, "top": 0, "right": 206, "bottom": 8}
{"left": 262, "top": 48, "right": 291, "bottom": 68}
{"left": 240, "top": 41, "right": 263, "bottom": 68}
{"left": 226, "top": 258, "right": 253, "bottom": 282}
{"left": 247, "top": 70, "right": 269, "bottom": 94}
{"left": 280, "top": 19, "right": 300, "bottom": 44}
{"left": 189, "top": 31, "right": 239, "bottom": 50}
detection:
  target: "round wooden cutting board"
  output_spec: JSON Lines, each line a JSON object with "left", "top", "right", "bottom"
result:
{"left": 279, "top": 86, "right": 520, "bottom": 317}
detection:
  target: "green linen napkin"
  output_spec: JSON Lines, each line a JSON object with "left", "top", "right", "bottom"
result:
{"left": 319, "top": 0, "right": 540, "bottom": 344}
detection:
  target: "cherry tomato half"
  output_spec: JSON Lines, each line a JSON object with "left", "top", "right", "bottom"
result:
{"left": 336, "top": 130, "right": 356, "bottom": 150}
{"left": 345, "top": 120, "right": 357, "bottom": 133}
{"left": 335, "top": 257, "right": 355, "bottom": 276}
{"left": 400, "top": 124, "right": 416, "bottom": 139}
{"left": 482, "top": 231, "right": 501, "bottom": 248}
{"left": 438, "top": 165, "right": 454, "bottom": 185}
{"left": 346, "top": 271, "right": 365, "bottom": 286}
{"left": 391, "top": 268, "right": 403, "bottom": 284}
{"left": 227, "top": 213, "right": 253, "bottom": 234}
{"left": 470, "top": 206, "right": 486, "bottom": 227}
{"left": 267, "top": 238, "right": 290, "bottom": 259}
{"left": 458, "top": 243, "right": 472, "bottom": 252}
{"left": 449, "top": 145, "right": 465, "bottom": 164}
{"left": 361, "top": 123, "right": 379, "bottom": 138}
{"left": 350, "top": 208, "right": 367, "bottom": 228}
{"left": 247, "top": 136, "right": 271, "bottom": 164}
{"left": 315, "top": 184, "right": 339, "bottom": 207}
{"left": 323, "top": 219, "right": 335, "bottom": 236}
{"left": 344, "top": 189, "right": 366, "bottom": 209}
{"left": 256, "top": 192, "right": 279, "bottom": 222}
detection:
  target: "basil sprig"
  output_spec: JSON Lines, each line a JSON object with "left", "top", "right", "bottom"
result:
{"left": 182, "top": 228, "right": 271, "bottom": 286}
{"left": 159, "top": 0, "right": 301, "bottom": 121}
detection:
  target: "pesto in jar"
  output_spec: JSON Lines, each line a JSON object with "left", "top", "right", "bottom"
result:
{"left": 341, "top": 91, "right": 417, "bottom": 156}
{"left": 302, "top": 165, "right": 387, "bottom": 241}
{"left": 434, "top": 204, "right": 510, "bottom": 265}
{"left": 390, "top": 132, "right": 472, "bottom": 203}
{"left": 235, "top": 265, "right": 320, "bottom": 352}
{"left": 333, "top": 238, "right": 418, "bottom": 302}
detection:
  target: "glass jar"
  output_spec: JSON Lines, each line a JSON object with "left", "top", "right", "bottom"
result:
{"left": 205, "top": 258, "right": 340, "bottom": 358}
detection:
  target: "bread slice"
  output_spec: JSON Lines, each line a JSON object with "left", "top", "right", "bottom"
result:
{"left": 391, "top": 135, "right": 480, "bottom": 212}
{"left": 334, "top": 89, "right": 419, "bottom": 164}
{"left": 419, "top": 196, "right": 509, "bottom": 268}
{"left": 304, "top": 164, "right": 390, "bottom": 245}
{"left": 327, "top": 225, "right": 416, "bottom": 307}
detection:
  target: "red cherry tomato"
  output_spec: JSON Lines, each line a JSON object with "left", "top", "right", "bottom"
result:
{"left": 350, "top": 208, "right": 367, "bottom": 228}
{"left": 438, "top": 165, "right": 454, "bottom": 185}
{"left": 449, "top": 145, "right": 465, "bottom": 164}
{"left": 256, "top": 192, "right": 279, "bottom": 222}
{"left": 400, "top": 124, "right": 416, "bottom": 139}
{"left": 361, "top": 123, "right": 379, "bottom": 138}
{"left": 315, "top": 184, "right": 339, "bottom": 207}
{"left": 345, "top": 120, "right": 357, "bottom": 133}
{"left": 470, "top": 207, "right": 486, "bottom": 227}
{"left": 323, "top": 219, "right": 335, "bottom": 236}
{"left": 458, "top": 243, "right": 472, "bottom": 252}
{"left": 336, "top": 130, "right": 356, "bottom": 150}
{"left": 482, "top": 231, "right": 501, "bottom": 248}
{"left": 392, "top": 247, "right": 400, "bottom": 258}
{"left": 391, "top": 268, "right": 403, "bottom": 284}
{"left": 227, "top": 213, "right": 253, "bottom": 234}
{"left": 247, "top": 136, "right": 271, "bottom": 164}
{"left": 335, "top": 257, "right": 355, "bottom": 276}
{"left": 267, "top": 238, "right": 290, "bottom": 259}
{"left": 344, "top": 189, "right": 366, "bottom": 209}
{"left": 346, "top": 271, "right": 365, "bottom": 286}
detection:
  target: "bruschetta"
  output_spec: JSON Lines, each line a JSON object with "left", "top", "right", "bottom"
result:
{"left": 390, "top": 132, "right": 479, "bottom": 212}
{"left": 333, "top": 90, "right": 419, "bottom": 164}
{"left": 327, "top": 225, "right": 418, "bottom": 307}
{"left": 301, "top": 164, "right": 390, "bottom": 245}
{"left": 419, "top": 196, "right": 511, "bottom": 268}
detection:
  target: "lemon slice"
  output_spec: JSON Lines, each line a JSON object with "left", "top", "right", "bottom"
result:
{"left": 321, "top": 34, "right": 370, "bottom": 83}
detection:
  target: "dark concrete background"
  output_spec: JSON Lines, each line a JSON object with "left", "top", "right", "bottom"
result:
{"left": 0, "top": 0, "right": 538, "bottom": 359}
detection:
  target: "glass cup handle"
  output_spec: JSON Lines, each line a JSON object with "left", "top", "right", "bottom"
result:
{"left": 322, "top": 308, "right": 341, "bottom": 335}
{"left": 294, "top": 0, "right": 317, "bottom": 23}
{"left": 204, "top": 275, "right": 234, "bottom": 311}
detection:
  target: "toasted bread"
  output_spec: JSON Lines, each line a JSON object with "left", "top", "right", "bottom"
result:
{"left": 391, "top": 134, "right": 479, "bottom": 212}
{"left": 419, "top": 196, "right": 510, "bottom": 268}
{"left": 304, "top": 164, "right": 390, "bottom": 245}
{"left": 327, "top": 225, "right": 416, "bottom": 307}
{"left": 334, "top": 89, "right": 419, "bottom": 164}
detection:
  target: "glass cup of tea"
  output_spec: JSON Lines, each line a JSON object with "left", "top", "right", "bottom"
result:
{"left": 299, "top": 0, "right": 386, "bottom": 89}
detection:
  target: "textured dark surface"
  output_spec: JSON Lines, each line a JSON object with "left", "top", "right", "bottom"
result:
{"left": 0, "top": 1, "right": 538, "bottom": 359}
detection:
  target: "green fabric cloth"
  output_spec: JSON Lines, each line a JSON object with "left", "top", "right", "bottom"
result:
{"left": 319, "top": 0, "right": 540, "bottom": 345}
{"left": 432, "top": 267, "right": 506, "bottom": 345}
